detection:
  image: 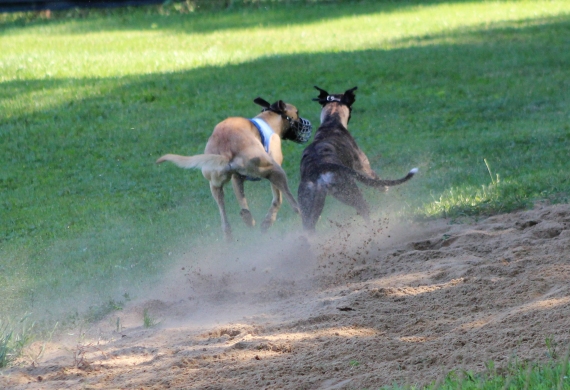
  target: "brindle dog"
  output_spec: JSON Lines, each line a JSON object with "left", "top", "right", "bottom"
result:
{"left": 157, "top": 97, "right": 312, "bottom": 241}
{"left": 297, "top": 86, "right": 417, "bottom": 231}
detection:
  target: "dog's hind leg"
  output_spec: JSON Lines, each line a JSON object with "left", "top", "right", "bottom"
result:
{"left": 264, "top": 165, "right": 300, "bottom": 216}
{"left": 210, "top": 183, "right": 232, "bottom": 241}
{"left": 261, "top": 184, "right": 282, "bottom": 232}
{"left": 330, "top": 178, "right": 371, "bottom": 221}
{"left": 231, "top": 174, "right": 255, "bottom": 227}
{"left": 298, "top": 181, "right": 327, "bottom": 232}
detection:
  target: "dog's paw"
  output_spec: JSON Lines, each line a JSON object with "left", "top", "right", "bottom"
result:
{"left": 260, "top": 220, "right": 273, "bottom": 232}
{"left": 240, "top": 209, "right": 256, "bottom": 227}
{"left": 223, "top": 229, "right": 233, "bottom": 242}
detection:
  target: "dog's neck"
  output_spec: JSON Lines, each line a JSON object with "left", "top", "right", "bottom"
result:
{"left": 320, "top": 103, "right": 350, "bottom": 128}
{"left": 256, "top": 111, "right": 287, "bottom": 136}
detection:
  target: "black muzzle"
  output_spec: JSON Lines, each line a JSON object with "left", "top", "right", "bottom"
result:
{"left": 289, "top": 117, "right": 313, "bottom": 143}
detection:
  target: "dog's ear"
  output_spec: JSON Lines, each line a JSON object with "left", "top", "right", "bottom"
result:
{"left": 270, "top": 100, "right": 287, "bottom": 114}
{"left": 345, "top": 86, "right": 358, "bottom": 95}
{"left": 253, "top": 97, "right": 271, "bottom": 109}
{"left": 343, "top": 86, "right": 358, "bottom": 107}
{"left": 313, "top": 86, "right": 329, "bottom": 103}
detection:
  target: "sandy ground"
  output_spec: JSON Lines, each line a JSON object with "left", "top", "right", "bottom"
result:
{"left": 2, "top": 203, "right": 570, "bottom": 389}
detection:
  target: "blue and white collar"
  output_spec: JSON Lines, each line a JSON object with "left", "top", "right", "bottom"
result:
{"left": 249, "top": 117, "right": 274, "bottom": 153}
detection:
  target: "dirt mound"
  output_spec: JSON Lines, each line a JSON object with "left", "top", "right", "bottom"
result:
{"left": 2, "top": 203, "right": 570, "bottom": 389}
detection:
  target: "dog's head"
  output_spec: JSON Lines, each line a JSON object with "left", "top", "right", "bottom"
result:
{"left": 313, "top": 86, "right": 357, "bottom": 124}
{"left": 254, "top": 97, "right": 313, "bottom": 143}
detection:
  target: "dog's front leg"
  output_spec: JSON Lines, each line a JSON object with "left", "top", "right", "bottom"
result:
{"left": 261, "top": 184, "right": 282, "bottom": 232}
{"left": 231, "top": 174, "right": 255, "bottom": 228}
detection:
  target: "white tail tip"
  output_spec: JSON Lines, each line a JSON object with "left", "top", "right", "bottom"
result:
{"left": 410, "top": 168, "right": 419, "bottom": 174}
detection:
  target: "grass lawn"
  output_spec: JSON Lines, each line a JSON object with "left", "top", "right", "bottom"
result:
{"left": 1, "top": 0, "right": 570, "bottom": 326}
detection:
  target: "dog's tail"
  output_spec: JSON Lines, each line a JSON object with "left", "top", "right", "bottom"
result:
{"left": 319, "top": 163, "right": 418, "bottom": 188}
{"left": 156, "top": 153, "right": 230, "bottom": 171}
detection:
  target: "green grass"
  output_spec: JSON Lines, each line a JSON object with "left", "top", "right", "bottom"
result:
{"left": 381, "top": 355, "right": 570, "bottom": 389}
{"left": 1, "top": 0, "right": 570, "bottom": 325}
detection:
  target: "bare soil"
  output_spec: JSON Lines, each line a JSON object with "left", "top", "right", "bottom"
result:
{"left": 2, "top": 203, "right": 570, "bottom": 389}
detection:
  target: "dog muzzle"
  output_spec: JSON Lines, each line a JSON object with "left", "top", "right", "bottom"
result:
{"left": 289, "top": 117, "right": 313, "bottom": 143}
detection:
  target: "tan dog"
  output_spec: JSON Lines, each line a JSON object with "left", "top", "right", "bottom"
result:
{"left": 157, "top": 98, "right": 312, "bottom": 241}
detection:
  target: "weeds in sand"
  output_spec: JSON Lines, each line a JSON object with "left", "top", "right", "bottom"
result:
{"left": 349, "top": 359, "right": 361, "bottom": 368}
{"left": 22, "top": 321, "right": 58, "bottom": 367}
{"left": 64, "top": 330, "right": 107, "bottom": 370}
{"left": 0, "top": 323, "right": 15, "bottom": 368}
{"left": 115, "top": 317, "right": 122, "bottom": 333}
{"left": 546, "top": 336, "right": 559, "bottom": 360}
{"left": 85, "top": 299, "right": 124, "bottom": 324}
{"left": 71, "top": 341, "right": 91, "bottom": 370}
{"left": 71, "top": 340, "right": 107, "bottom": 370}
{"left": 143, "top": 309, "right": 158, "bottom": 328}
{"left": 0, "top": 315, "right": 35, "bottom": 368}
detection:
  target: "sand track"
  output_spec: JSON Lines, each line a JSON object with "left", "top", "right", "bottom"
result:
{"left": 2, "top": 203, "right": 570, "bottom": 389}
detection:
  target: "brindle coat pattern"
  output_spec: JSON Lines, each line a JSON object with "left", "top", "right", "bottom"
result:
{"left": 298, "top": 86, "right": 417, "bottom": 231}
{"left": 157, "top": 99, "right": 306, "bottom": 241}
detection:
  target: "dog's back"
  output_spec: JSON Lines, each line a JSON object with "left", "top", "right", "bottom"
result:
{"left": 300, "top": 119, "right": 362, "bottom": 178}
